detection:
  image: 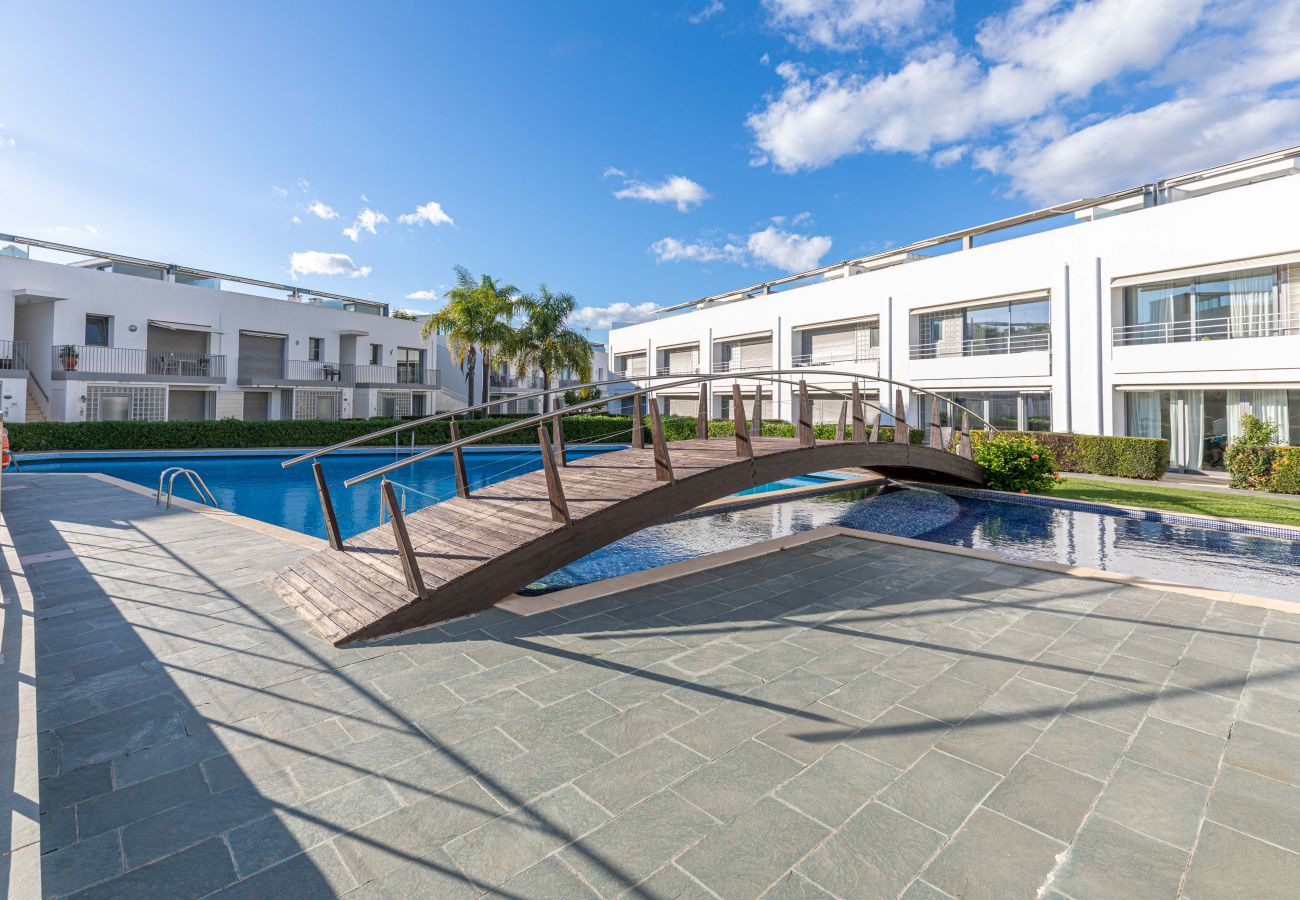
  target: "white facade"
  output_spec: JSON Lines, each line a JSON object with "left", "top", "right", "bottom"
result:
{"left": 0, "top": 242, "right": 473, "bottom": 424}
{"left": 610, "top": 148, "right": 1300, "bottom": 474}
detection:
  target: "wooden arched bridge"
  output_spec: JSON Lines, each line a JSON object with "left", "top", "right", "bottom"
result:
{"left": 269, "top": 372, "right": 987, "bottom": 644}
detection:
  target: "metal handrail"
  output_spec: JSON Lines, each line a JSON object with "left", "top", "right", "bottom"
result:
{"left": 909, "top": 332, "right": 1051, "bottom": 360}
{"left": 156, "top": 466, "right": 218, "bottom": 508}
{"left": 1111, "top": 309, "right": 1300, "bottom": 346}
{"left": 790, "top": 349, "right": 880, "bottom": 367}
{"left": 334, "top": 368, "right": 998, "bottom": 488}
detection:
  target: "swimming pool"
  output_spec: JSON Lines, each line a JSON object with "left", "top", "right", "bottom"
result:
{"left": 529, "top": 485, "right": 1300, "bottom": 602}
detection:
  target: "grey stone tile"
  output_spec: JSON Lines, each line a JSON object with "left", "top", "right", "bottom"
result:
{"left": 39, "top": 761, "right": 113, "bottom": 809}
{"left": 40, "top": 828, "right": 123, "bottom": 897}
{"left": 1094, "top": 760, "right": 1210, "bottom": 850}
{"left": 900, "top": 675, "right": 993, "bottom": 725}
{"left": 879, "top": 750, "right": 1000, "bottom": 835}
{"left": 1115, "top": 631, "right": 1186, "bottom": 667}
{"left": 679, "top": 797, "right": 829, "bottom": 900}
{"left": 497, "top": 855, "right": 599, "bottom": 899}
{"left": 898, "top": 879, "right": 951, "bottom": 900}
{"left": 516, "top": 661, "right": 619, "bottom": 706}
{"left": 732, "top": 641, "right": 818, "bottom": 681}
{"left": 754, "top": 701, "right": 868, "bottom": 765}
{"left": 1206, "top": 765, "right": 1300, "bottom": 852}
{"left": 1050, "top": 816, "right": 1188, "bottom": 900}
{"left": 873, "top": 647, "right": 955, "bottom": 687}
{"left": 484, "top": 733, "right": 614, "bottom": 808}
{"left": 672, "top": 740, "right": 802, "bottom": 822}
{"left": 1067, "top": 679, "right": 1152, "bottom": 734}
{"left": 412, "top": 688, "right": 540, "bottom": 745}
{"left": 1149, "top": 685, "right": 1238, "bottom": 738}
{"left": 797, "top": 801, "right": 942, "bottom": 899}
{"left": 666, "top": 664, "right": 765, "bottom": 714}
{"left": 978, "top": 676, "right": 1074, "bottom": 730}
{"left": 59, "top": 713, "right": 188, "bottom": 771}
{"left": 923, "top": 807, "right": 1065, "bottom": 899}
{"left": 1169, "top": 655, "right": 1249, "bottom": 700}
{"left": 1030, "top": 713, "right": 1129, "bottom": 780}
{"left": 798, "top": 644, "right": 886, "bottom": 685}
{"left": 1183, "top": 821, "right": 1300, "bottom": 900}
{"left": 210, "top": 843, "right": 358, "bottom": 900}
{"left": 560, "top": 789, "right": 718, "bottom": 895}
{"left": 583, "top": 695, "right": 696, "bottom": 755}
{"left": 669, "top": 640, "right": 750, "bottom": 675}
{"left": 763, "top": 870, "right": 835, "bottom": 898}
{"left": 445, "top": 785, "right": 609, "bottom": 889}
{"left": 746, "top": 668, "right": 839, "bottom": 712}
{"left": 1240, "top": 687, "right": 1300, "bottom": 737}
{"left": 943, "top": 654, "right": 1023, "bottom": 691}
{"left": 121, "top": 786, "right": 278, "bottom": 869}
{"left": 573, "top": 737, "right": 706, "bottom": 814}
{"left": 444, "top": 655, "right": 552, "bottom": 704}
{"left": 76, "top": 763, "right": 211, "bottom": 838}
{"left": 935, "top": 713, "right": 1040, "bottom": 775}
{"left": 670, "top": 699, "right": 782, "bottom": 760}
{"left": 67, "top": 836, "right": 238, "bottom": 900}
{"left": 633, "top": 863, "right": 715, "bottom": 899}
{"left": 381, "top": 727, "right": 527, "bottom": 806}
{"left": 1125, "top": 717, "right": 1225, "bottom": 786}
{"left": 822, "top": 671, "right": 914, "bottom": 721}
{"left": 41, "top": 803, "right": 78, "bottom": 853}
{"left": 984, "top": 754, "right": 1103, "bottom": 842}
{"left": 776, "top": 745, "right": 898, "bottom": 828}
{"left": 849, "top": 706, "right": 951, "bottom": 769}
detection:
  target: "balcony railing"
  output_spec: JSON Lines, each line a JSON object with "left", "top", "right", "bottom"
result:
{"left": 791, "top": 349, "right": 880, "bottom": 367}
{"left": 53, "top": 345, "right": 226, "bottom": 378}
{"left": 0, "top": 340, "right": 29, "bottom": 371}
{"left": 617, "top": 367, "right": 648, "bottom": 379}
{"left": 713, "top": 359, "right": 772, "bottom": 373}
{"left": 238, "top": 358, "right": 351, "bottom": 384}
{"left": 347, "top": 364, "right": 439, "bottom": 387}
{"left": 909, "top": 332, "right": 1051, "bottom": 360}
{"left": 1112, "top": 309, "right": 1300, "bottom": 346}
{"left": 655, "top": 365, "right": 699, "bottom": 376}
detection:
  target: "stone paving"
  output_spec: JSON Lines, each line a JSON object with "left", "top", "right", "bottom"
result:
{"left": 9, "top": 473, "right": 1300, "bottom": 898}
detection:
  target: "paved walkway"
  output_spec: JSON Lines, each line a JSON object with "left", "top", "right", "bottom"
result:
{"left": 7, "top": 473, "right": 1300, "bottom": 898}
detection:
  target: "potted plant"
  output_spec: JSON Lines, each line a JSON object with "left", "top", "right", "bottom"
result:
{"left": 60, "top": 345, "right": 79, "bottom": 371}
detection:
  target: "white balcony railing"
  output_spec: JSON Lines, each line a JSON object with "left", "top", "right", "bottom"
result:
{"left": 1112, "top": 309, "right": 1300, "bottom": 346}
{"left": 713, "top": 359, "right": 771, "bottom": 373}
{"left": 909, "top": 332, "right": 1051, "bottom": 360}
{"left": 791, "top": 349, "right": 881, "bottom": 367}
{"left": 656, "top": 365, "right": 699, "bottom": 376}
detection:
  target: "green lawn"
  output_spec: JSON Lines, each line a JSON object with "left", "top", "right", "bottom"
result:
{"left": 1047, "top": 477, "right": 1300, "bottom": 528}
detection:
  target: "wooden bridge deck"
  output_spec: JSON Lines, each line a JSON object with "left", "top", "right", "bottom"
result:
{"left": 269, "top": 437, "right": 984, "bottom": 644}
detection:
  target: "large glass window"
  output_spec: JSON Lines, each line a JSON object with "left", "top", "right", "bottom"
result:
{"left": 913, "top": 296, "right": 1050, "bottom": 358}
{"left": 916, "top": 391, "right": 1052, "bottom": 431}
{"left": 397, "top": 347, "right": 423, "bottom": 383}
{"left": 85, "top": 314, "right": 110, "bottom": 346}
{"left": 1125, "top": 387, "right": 1300, "bottom": 471}
{"left": 1119, "top": 266, "right": 1283, "bottom": 344}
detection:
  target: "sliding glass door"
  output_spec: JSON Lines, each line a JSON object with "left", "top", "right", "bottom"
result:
{"left": 1125, "top": 388, "right": 1299, "bottom": 471}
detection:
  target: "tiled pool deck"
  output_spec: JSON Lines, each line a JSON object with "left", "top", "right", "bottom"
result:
{"left": 5, "top": 473, "right": 1300, "bottom": 898}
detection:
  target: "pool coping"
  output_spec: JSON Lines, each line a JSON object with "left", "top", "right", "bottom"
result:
{"left": 497, "top": 524, "right": 1300, "bottom": 619}
{"left": 13, "top": 444, "right": 630, "bottom": 463}
{"left": 692, "top": 469, "right": 883, "bottom": 512}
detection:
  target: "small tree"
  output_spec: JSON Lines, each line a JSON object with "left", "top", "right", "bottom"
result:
{"left": 974, "top": 433, "right": 1058, "bottom": 494}
{"left": 1225, "top": 413, "right": 1279, "bottom": 490}
{"left": 511, "top": 285, "right": 593, "bottom": 414}
{"left": 564, "top": 386, "right": 603, "bottom": 409}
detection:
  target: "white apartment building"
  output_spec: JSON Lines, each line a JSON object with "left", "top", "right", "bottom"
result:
{"left": 487, "top": 342, "right": 633, "bottom": 414}
{"left": 0, "top": 236, "right": 472, "bottom": 424}
{"left": 609, "top": 146, "right": 1300, "bottom": 476}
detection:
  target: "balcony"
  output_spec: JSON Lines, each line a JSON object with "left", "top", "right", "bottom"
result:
{"left": 791, "top": 349, "right": 880, "bottom": 368}
{"left": 347, "top": 365, "right": 439, "bottom": 388}
{"left": 909, "top": 332, "right": 1051, "bottom": 360}
{"left": 1112, "top": 309, "right": 1300, "bottom": 346}
{"left": 0, "top": 340, "right": 29, "bottom": 373}
{"left": 713, "top": 359, "right": 771, "bottom": 373}
{"left": 237, "top": 358, "right": 351, "bottom": 386}
{"left": 52, "top": 345, "right": 226, "bottom": 382}
{"left": 489, "top": 373, "right": 545, "bottom": 390}
{"left": 656, "top": 365, "right": 699, "bottom": 376}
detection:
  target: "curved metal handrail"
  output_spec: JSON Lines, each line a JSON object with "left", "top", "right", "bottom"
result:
{"left": 339, "top": 368, "right": 994, "bottom": 489}
{"left": 156, "top": 466, "right": 218, "bottom": 509}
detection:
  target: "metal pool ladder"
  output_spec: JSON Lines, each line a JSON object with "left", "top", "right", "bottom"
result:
{"left": 156, "top": 467, "right": 218, "bottom": 508}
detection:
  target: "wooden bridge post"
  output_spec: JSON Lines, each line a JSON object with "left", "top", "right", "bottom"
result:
{"left": 551, "top": 413, "right": 567, "bottom": 466}
{"left": 869, "top": 412, "right": 880, "bottom": 443}
{"left": 311, "top": 462, "right": 344, "bottom": 551}
{"left": 381, "top": 479, "right": 425, "bottom": 595}
{"left": 750, "top": 388, "right": 763, "bottom": 436}
{"left": 835, "top": 400, "right": 848, "bottom": 442}
{"left": 851, "top": 382, "right": 866, "bottom": 443}
{"left": 929, "top": 399, "right": 944, "bottom": 449}
{"left": 696, "top": 385, "right": 709, "bottom": 440}
{"left": 631, "top": 392, "right": 645, "bottom": 449}
{"left": 731, "top": 385, "right": 753, "bottom": 459}
{"left": 647, "top": 399, "right": 676, "bottom": 483}
{"left": 959, "top": 412, "right": 973, "bottom": 459}
{"left": 798, "top": 380, "right": 815, "bottom": 448}
{"left": 893, "top": 388, "right": 910, "bottom": 444}
{"left": 448, "top": 420, "right": 471, "bottom": 498}
{"left": 536, "top": 424, "right": 572, "bottom": 523}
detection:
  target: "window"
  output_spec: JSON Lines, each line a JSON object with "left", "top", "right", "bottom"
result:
{"left": 1125, "top": 387, "right": 1300, "bottom": 471}
{"left": 1119, "top": 266, "right": 1284, "bottom": 344}
{"left": 397, "top": 348, "right": 423, "bottom": 384}
{"left": 370, "top": 343, "right": 382, "bottom": 365}
{"left": 912, "top": 297, "right": 1050, "bottom": 358}
{"left": 915, "top": 391, "right": 1052, "bottom": 432}
{"left": 308, "top": 337, "right": 324, "bottom": 362}
{"left": 85, "top": 315, "right": 111, "bottom": 347}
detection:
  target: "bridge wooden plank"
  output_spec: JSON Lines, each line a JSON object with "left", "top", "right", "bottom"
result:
{"left": 268, "top": 573, "right": 348, "bottom": 645}
{"left": 281, "top": 568, "right": 368, "bottom": 638}
{"left": 297, "top": 556, "right": 399, "bottom": 621}
{"left": 312, "top": 552, "right": 411, "bottom": 612}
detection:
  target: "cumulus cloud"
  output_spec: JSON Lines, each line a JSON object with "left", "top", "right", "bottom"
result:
{"left": 290, "top": 215, "right": 302, "bottom": 224}
{"left": 763, "top": 0, "right": 941, "bottom": 49}
{"left": 689, "top": 0, "right": 724, "bottom": 24}
{"left": 307, "top": 201, "right": 339, "bottom": 220}
{"left": 650, "top": 236, "right": 746, "bottom": 264}
{"left": 343, "top": 208, "right": 388, "bottom": 242}
{"left": 398, "top": 201, "right": 454, "bottom": 227}
{"left": 289, "top": 251, "right": 371, "bottom": 279}
{"left": 614, "top": 176, "right": 710, "bottom": 212}
{"left": 570, "top": 301, "right": 663, "bottom": 329}
{"left": 746, "top": 227, "right": 833, "bottom": 272}
{"left": 405, "top": 289, "right": 439, "bottom": 301}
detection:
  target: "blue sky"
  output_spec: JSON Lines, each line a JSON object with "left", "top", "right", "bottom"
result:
{"left": 2, "top": 1, "right": 1298, "bottom": 339}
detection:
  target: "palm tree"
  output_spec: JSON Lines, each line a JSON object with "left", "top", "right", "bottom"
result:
{"left": 420, "top": 266, "right": 522, "bottom": 414}
{"left": 511, "top": 285, "right": 594, "bottom": 414}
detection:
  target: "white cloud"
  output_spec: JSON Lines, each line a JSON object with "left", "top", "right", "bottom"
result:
{"left": 343, "top": 207, "right": 388, "bottom": 242}
{"left": 791, "top": 210, "right": 813, "bottom": 225}
{"left": 614, "top": 176, "right": 710, "bottom": 212}
{"left": 650, "top": 236, "right": 746, "bottom": 264}
{"left": 1, "top": 125, "right": 18, "bottom": 148}
{"left": 747, "top": 226, "right": 833, "bottom": 272}
{"left": 405, "top": 289, "right": 439, "bottom": 301}
{"left": 689, "top": 0, "right": 724, "bottom": 24}
{"left": 602, "top": 166, "right": 626, "bottom": 178}
{"left": 271, "top": 185, "right": 289, "bottom": 198}
{"left": 307, "top": 201, "right": 339, "bottom": 220}
{"left": 397, "top": 201, "right": 454, "bottom": 227}
{"left": 289, "top": 251, "right": 371, "bottom": 279}
{"left": 570, "top": 301, "right": 663, "bottom": 329}
{"left": 763, "top": 0, "right": 941, "bottom": 49}
{"left": 290, "top": 215, "right": 302, "bottom": 224}
{"left": 296, "top": 178, "right": 310, "bottom": 193}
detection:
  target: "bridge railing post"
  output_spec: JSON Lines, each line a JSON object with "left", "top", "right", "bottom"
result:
{"left": 894, "top": 388, "right": 910, "bottom": 444}
{"left": 647, "top": 400, "right": 675, "bottom": 483}
{"left": 381, "top": 478, "right": 425, "bottom": 595}
{"left": 631, "top": 392, "right": 645, "bottom": 449}
{"left": 851, "top": 382, "right": 866, "bottom": 443}
{"left": 750, "top": 387, "right": 763, "bottom": 437}
{"left": 798, "top": 380, "right": 815, "bottom": 448}
{"left": 869, "top": 411, "right": 880, "bottom": 442}
{"left": 929, "top": 399, "right": 944, "bottom": 450}
{"left": 731, "top": 384, "right": 753, "bottom": 459}
{"left": 552, "top": 413, "right": 567, "bottom": 466}
{"left": 835, "top": 400, "right": 847, "bottom": 442}
{"left": 449, "top": 420, "right": 471, "bottom": 498}
{"left": 696, "top": 385, "right": 709, "bottom": 440}
{"left": 537, "top": 423, "right": 572, "bottom": 523}
{"left": 312, "top": 462, "right": 344, "bottom": 551}
{"left": 959, "top": 412, "right": 973, "bottom": 459}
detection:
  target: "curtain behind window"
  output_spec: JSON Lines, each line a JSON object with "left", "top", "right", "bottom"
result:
{"left": 1228, "top": 273, "right": 1277, "bottom": 338}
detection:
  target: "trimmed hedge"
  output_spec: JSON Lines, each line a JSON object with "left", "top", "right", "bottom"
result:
{"left": 976, "top": 431, "right": 1169, "bottom": 480}
{"left": 1270, "top": 447, "right": 1300, "bottom": 495}
{"left": 663, "top": 416, "right": 925, "bottom": 444}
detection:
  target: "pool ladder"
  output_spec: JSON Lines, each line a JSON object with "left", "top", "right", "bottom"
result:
{"left": 156, "top": 467, "right": 218, "bottom": 509}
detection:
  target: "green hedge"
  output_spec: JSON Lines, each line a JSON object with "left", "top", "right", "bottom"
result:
{"left": 978, "top": 431, "right": 1169, "bottom": 480}
{"left": 1270, "top": 447, "right": 1300, "bottom": 495}
{"left": 661, "top": 416, "right": 925, "bottom": 444}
